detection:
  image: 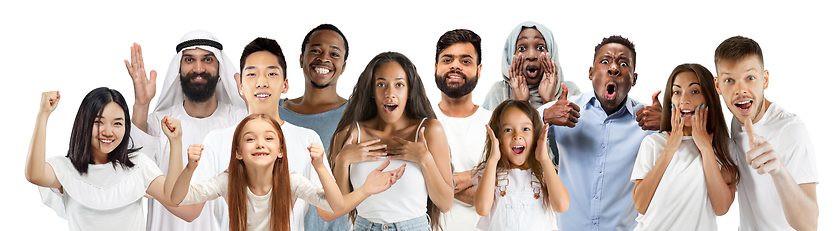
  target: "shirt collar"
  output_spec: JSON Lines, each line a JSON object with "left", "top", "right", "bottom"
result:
{"left": 581, "top": 90, "right": 639, "bottom": 119}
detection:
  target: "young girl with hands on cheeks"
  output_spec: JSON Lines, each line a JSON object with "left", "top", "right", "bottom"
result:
{"left": 630, "top": 64, "right": 740, "bottom": 230}
{"left": 169, "top": 114, "right": 405, "bottom": 231}
{"left": 474, "top": 100, "right": 569, "bottom": 231}
{"left": 25, "top": 87, "right": 185, "bottom": 231}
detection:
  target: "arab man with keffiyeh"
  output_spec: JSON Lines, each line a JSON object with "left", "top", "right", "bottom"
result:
{"left": 124, "top": 30, "right": 247, "bottom": 231}
{"left": 481, "top": 21, "right": 581, "bottom": 111}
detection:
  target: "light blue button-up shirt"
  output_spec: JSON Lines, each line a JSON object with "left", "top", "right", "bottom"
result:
{"left": 538, "top": 91, "right": 654, "bottom": 231}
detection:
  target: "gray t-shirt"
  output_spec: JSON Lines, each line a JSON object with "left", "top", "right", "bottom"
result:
{"left": 278, "top": 98, "right": 347, "bottom": 152}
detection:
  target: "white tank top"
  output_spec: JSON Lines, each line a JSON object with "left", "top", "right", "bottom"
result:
{"left": 349, "top": 118, "right": 429, "bottom": 223}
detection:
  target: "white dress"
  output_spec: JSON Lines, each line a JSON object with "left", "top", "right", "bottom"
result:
{"left": 180, "top": 171, "right": 333, "bottom": 231}
{"left": 42, "top": 152, "right": 162, "bottom": 231}
{"left": 630, "top": 133, "right": 735, "bottom": 230}
{"left": 476, "top": 169, "right": 558, "bottom": 231}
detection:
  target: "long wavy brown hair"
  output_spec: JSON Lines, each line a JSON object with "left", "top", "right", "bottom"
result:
{"left": 472, "top": 100, "right": 551, "bottom": 209}
{"left": 328, "top": 52, "right": 444, "bottom": 230}
{"left": 661, "top": 63, "right": 739, "bottom": 185}
{"left": 228, "top": 114, "right": 292, "bottom": 231}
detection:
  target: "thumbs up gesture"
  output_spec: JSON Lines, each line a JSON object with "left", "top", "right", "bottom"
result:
{"left": 636, "top": 90, "right": 663, "bottom": 131}
{"left": 543, "top": 83, "right": 581, "bottom": 128}
{"left": 744, "top": 118, "right": 781, "bottom": 175}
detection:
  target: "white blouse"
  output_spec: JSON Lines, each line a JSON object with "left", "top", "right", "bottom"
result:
{"left": 180, "top": 171, "right": 333, "bottom": 231}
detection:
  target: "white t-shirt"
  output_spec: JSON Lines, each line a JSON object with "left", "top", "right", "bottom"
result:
{"left": 181, "top": 171, "right": 333, "bottom": 231}
{"left": 631, "top": 133, "right": 735, "bottom": 231}
{"left": 134, "top": 102, "right": 248, "bottom": 231}
{"left": 730, "top": 103, "right": 818, "bottom": 231}
{"left": 43, "top": 152, "right": 161, "bottom": 231}
{"left": 476, "top": 168, "right": 557, "bottom": 231}
{"left": 434, "top": 104, "right": 491, "bottom": 231}
{"left": 197, "top": 121, "right": 325, "bottom": 231}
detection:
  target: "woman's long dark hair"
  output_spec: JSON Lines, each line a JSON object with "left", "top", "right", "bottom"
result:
{"left": 66, "top": 87, "right": 140, "bottom": 174}
{"left": 661, "top": 63, "right": 739, "bottom": 184}
{"left": 328, "top": 52, "right": 442, "bottom": 230}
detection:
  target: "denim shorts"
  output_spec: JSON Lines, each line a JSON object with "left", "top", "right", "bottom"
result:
{"left": 353, "top": 214, "right": 431, "bottom": 231}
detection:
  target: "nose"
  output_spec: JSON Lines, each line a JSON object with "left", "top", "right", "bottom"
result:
{"left": 193, "top": 61, "right": 206, "bottom": 73}
{"left": 317, "top": 52, "right": 331, "bottom": 63}
{"left": 607, "top": 62, "right": 620, "bottom": 76}
{"left": 512, "top": 130, "right": 525, "bottom": 140}
{"left": 449, "top": 60, "right": 462, "bottom": 71}
{"left": 256, "top": 73, "right": 269, "bottom": 89}
{"left": 523, "top": 49, "right": 538, "bottom": 62}
{"left": 99, "top": 124, "right": 114, "bottom": 138}
{"left": 735, "top": 81, "right": 749, "bottom": 96}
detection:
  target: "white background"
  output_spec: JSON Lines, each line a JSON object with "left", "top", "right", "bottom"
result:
{"left": 1, "top": 1, "right": 836, "bottom": 230}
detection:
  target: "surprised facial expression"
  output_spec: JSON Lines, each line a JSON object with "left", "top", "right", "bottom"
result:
{"left": 373, "top": 62, "right": 409, "bottom": 124}
{"left": 498, "top": 107, "right": 535, "bottom": 169}
{"left": 671, "top": 71, "right": 707, "bottom": 131}
{"left": 589, "top": 43, "right": 636, "bottom": 115}
{"left": 715, "top": 55, "right": 769, "bottom": 124}
{"left": 515, "top": 28, "right": 547, "bottom": 85}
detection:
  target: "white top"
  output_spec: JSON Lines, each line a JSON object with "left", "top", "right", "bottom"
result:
{"left": 631, "top": 133, "right": 733, "bottom": 231}
{"left": 133, "top": 102, "right": 248, "bottom": 231}
{"left": 197, "top": 121, "right": 325, "bottom": 231}
{"left": 349, "top": 119, "right": 429, "bottom": 223}
{"left": 180, "top": 171, "right": 333, "bottom": 231}
{"left": 730, "top": 103, "right": 818, "bottom": 231}
{"left": 43, "top": 152, "right": 161, "bottom": 231}
{"left": 434, "top": 104, "right": 491, "bottom": 231}
{"left": 476, "top": 168, "right": 557, "bottom": 231}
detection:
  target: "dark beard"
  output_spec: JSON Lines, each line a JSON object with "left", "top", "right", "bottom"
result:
{"left": 435, "top": 70, "right": 478, "bottom": 99}
{"left": 311, "top": 79, "right": 331, "bottom": 89}
{"left": 179, "top": 72, "right": 219, "bottom": 103}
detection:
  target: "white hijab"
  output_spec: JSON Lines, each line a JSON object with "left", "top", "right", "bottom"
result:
{"left": 500, "top": 21, "right": 580, "bottom": 107}
{"left": 153, "top": 30, "right": 245, "bottom": 113}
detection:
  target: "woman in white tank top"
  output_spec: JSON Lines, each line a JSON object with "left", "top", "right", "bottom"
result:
{"left": 328, "top": 52, "right": 453, "bottom": 231}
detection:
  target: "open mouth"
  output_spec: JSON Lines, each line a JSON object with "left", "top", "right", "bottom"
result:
{"left": 734, "top": 100, "right": 752, "bottom": 113}
{"left": 100, "top": 138, "right": 114, "bottom": 144}
{"left": 252, "top": 152, "right": 269, "bottom": 157}
{"left": 605, "top": 83, "right": 617, "bottom": 100}
{"left": 312, "top": 65, "right": 334, "bottom": 76}
{"left": 447, "top": 71, "right": 464, "bottom": 83}
{"left": 512, "top": 145, "right": 525, "bottom": 155}
{"left": 384, "top": 104, "right": 398, "bottom": 113}
{"left": 681, "top": 109, "right": 695, "bottom": 119}
{"left": 525, "top": 65, "right": 540, "bottom": 78}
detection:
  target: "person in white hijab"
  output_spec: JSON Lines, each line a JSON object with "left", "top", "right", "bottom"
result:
{"left": 125, "top": 30, "right": 247, "bottom": 231}
{"left": 482, "top": 21, "right": 581, "bottom": 111}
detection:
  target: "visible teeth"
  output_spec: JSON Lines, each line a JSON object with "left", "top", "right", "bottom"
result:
{"left": 682, "top": 110, "right": 692, "bottom": 113}
{"left": 735, "top": 100, "right": 750, "bottom": 105}
{"left": 513, "top": 145, "right": 524, "bottom": 148}
{"left": 256, "top": 93, "right": 269, "bottom": 98}
{"left": 315, "top": 67, "right": 330, "bottom": 74}
{"left": 100, "top": 139, "right": 113, "bottom": 144}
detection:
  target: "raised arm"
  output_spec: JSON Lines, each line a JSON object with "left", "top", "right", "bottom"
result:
{"left": 536, "top": 125, "right": 569, "bottom": 213}
{"left": 474, "top": 125, "right": 500, "bottom": 216}
{"left": 330, "top": 125, "right": 387, "bottom": 194}
{"left": 146, "top": 116, "right": 182, "bottom": 207}
{"left": 633, "top": 106, "right": 684, "bottom": 215}
{"left": 25, "top": 91, "right": 62, "bottom": 189}
{"left": 389, "top": 121, "right": 454, "bottom": 212}
{"left": 123, "top": 43, "right": 157, "bottom": 132}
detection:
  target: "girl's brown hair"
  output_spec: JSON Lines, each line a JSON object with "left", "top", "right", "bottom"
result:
{"left": 228, "top": 114, "right": 292, "bottom": 231}
{"left": 661, "top": 63, "right": 739, "bottom": 185}
{"left": 472, "top": 100, "right": 551, "bottom": 208}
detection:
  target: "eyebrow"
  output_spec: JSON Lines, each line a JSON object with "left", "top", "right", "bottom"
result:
{"left": 311, "top": 43, "right": 343, "bottom": 52}
{"left": 244, "top": 66, "right": 281, "bottom": 70}
{"left": 672, "top": 82, "right": 700, "bottom": 88}
{"left": 441, "top": 54, "right": 473, "bottom": 59}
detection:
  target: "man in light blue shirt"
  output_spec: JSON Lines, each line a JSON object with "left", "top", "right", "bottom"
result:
{"left": 538, "top": 35, "right": 660, "bottom": 230}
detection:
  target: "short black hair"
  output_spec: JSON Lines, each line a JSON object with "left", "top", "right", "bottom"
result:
{"left": 714, "top": 35, "right": 764, "bottom": 70}
{"left": 593, "top": 35, "right": 637, "bottom": 66}
{"left": 301, "top": 24, "right": 349, "bottom": 61}
{"left": 240, "top": 37, "right": 287, "bottom": 80}
{"left": 435, "top": 29, "right": 482, "bottom": 64}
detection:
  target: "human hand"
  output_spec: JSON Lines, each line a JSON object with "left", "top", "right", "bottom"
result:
{"left": 160, "top": 116, "right": 182, "bottom": 141}
{"left": 543, "top": 83, "right": 580, "bottom": 127}
{"left": 535, "top": 124, "right": 552, "bottom": 165}
{"left": 337, "top": 137, "right": 387, "bottom": 165}
{"left": 186, "top": 144, "right": 203, "bottom": 169}
{"left": 361, "top": 160, "right": 406, "bottom": 196}
{"left": 664, "top": 104, "right": 685, "bottom": 152}
{"left": 39, "top": 91, "right": 61, "bottom": 116}
{"left": 485, "top": 124, "right": 501, "bottom": 164}
{"left": 124, "top": 43, "right": 157, "bottom": 106}
{"left": 744, "top": 118, "right": 781, "bottom": 175}
{"left": 509, "top": 53, "right": 529, "bottom": 101}
{"left": 690, "top": 105, "right": 714, "bottom": 154}
{"left": 636, "top": 90, "right": 663, "bottom": 131}
{"left": 538, "top": 52, "right": 557, "bottom": 103}
{"left": 388, "top": 127, "right": 431, "bottom": 163}
{"left": 308, "top": 143, "right": 326, "bottom": 168}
